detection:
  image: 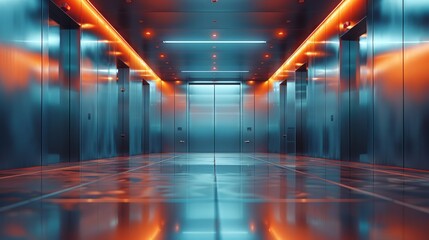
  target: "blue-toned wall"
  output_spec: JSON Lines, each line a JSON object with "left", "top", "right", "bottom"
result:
{"left": 281, "top": 0, "right": 429, "bottom": 169}
{"left": 0, "top": 0, "right": 151, "bottom": 169}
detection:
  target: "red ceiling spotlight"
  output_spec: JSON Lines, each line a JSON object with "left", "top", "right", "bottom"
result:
{"left": 60, "top": 3, "right": 71, "bottom": 12}
{"left": 277, "top": 31, "right": 285, "bottom": 37}
{"left": 212, "top": 54, "right": 217, "bottom": 59}
{"left": 343, "top": 21, "right": 352, "bottom": 30}
{"left": 144, "top": 31, "right": 152, "bottom": 37}
{"left": 211, "top": 32, "right": 218, "bottom": 39}
{"left": 264, "top": 54, "right": 270, "bottom": 59}
{"left": 160, "top": 54, "right": 166, "bottom": 58}
{"left": 212, "top": 66, "right": 217, "bottom": 71}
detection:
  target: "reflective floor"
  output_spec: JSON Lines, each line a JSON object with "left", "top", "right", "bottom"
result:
{"left": 1, "top": 153, "right": 429, "bottom": 240}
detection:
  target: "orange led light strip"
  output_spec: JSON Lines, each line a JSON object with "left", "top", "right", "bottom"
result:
{"left": 81, "top": 0, "right": 161, "bottom": 81}
{"left": 269, "top": 0, "right": 354, "bottom": 81}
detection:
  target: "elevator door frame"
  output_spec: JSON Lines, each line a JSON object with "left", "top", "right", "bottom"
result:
{"left": 340, "top": 18, "right": 369, "bottom": 162}
{"left": 187, "top": 82, "right": 242, "bottom": 153}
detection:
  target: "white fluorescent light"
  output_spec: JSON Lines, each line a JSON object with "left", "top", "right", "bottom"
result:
{"left": 163, "top": 40, "right": 266, "bottom": 44}
{"left": 181, "top": 71, "right": 249, "bottom": 73}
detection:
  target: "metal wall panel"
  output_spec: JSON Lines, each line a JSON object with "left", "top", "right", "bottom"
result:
{"left": 129, "top": 73, "right": 144, "bottom": 155}
{"left": 372, "top": 0, "right": 404, "bottom": 167}
{"left": 254, "top": 81, "right": 268, "bottom": 152}
{"left": 286, "top": 78, "right": 296, "bottom": 154}
{"left": 80, "top": 33, "right": 99, "bottom": 160}
{"left": 296, "top": 70, "right": 308, "bottom": 155}
{"left": 0, "top": 0, "right": 43, "bottom": 169}
{"left": 403, "top": 1, "right": 429, "bottom": 169}
{"left": 96, "top": 42, "right": 119, "bottom": 158}
{"left": 142, "top": 82, "right": 150, "bottom": 153}
{"left": 174, "top": 82, "right": 188, "bottom": 152}
{"left": 149, "top": 80, "right": 162, "bottom": 153}
{"left": 306, "top": 39, "right": 315, "bottom": 156}
{"left": 189, "top": 84, "right": 215, "bottom": 152}
{"left": 117, "top": 66, "right": 129, "bottom": 156}
{"left": 325, "top": 13, "right": 341, "bottom": 160}
{"left": 339, "top": 40, "right": 351, "bottom": 161}
{"left": 312, "top": 32, "right": 327, "bottom": 158}
{"left": 280, "top": 82, "right": 287, "bottom": 153}
{"left": 242, "top": 82, "right": 255, "bottom": 153}
{"left": 268, "top": 81, "right": 280, "bottom": 153}
{"left": 161, "top": 81, "right": 175, "bottom": 152}
{"left": 215, "top": 84, "right": 240, "bottom": 153}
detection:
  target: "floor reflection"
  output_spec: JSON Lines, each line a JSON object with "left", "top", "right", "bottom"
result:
{"left": 1, "top": 153, "right": 429, "bottom": 239}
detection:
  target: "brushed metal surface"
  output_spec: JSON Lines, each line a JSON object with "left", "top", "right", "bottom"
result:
{"left": 403, "top": 0, "right": 429, "bottom": 169}
{"left": 189, "top": 84, "right": 215, "bottom": 152}
{"left": 268, "top": 81, "right": 280, "bottom": 153}
{"left": 372, "top": 0, "right": 404, "bottom": 167}
{"left": 254, "top": 81, "right": 268, "bottom": 152}
{"left": 0, "top": 0, "right": 43, "bottom": 169}
{"left": 242, "top": 82, "right": 255, "bottom": 153}
{"left": 214, "top": 84, "right": 241, "bottom": 153}
{"left": 174, "top": 82, "right": 188, "bottom": 153}
{"left": 161, "top": 81, "right": 175, "bottom": 152}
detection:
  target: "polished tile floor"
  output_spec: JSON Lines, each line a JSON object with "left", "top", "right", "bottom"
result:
{"left": 1, "top": 153, "right": 429, "bottom": 240}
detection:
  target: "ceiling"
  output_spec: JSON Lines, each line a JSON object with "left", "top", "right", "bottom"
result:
{"left": 89, "top": 0, "right": 341, "bottom": 81}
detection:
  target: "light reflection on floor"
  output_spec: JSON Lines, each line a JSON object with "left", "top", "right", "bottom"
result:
{"left": 1, "top": 153, "right": 429, "bottom": 239}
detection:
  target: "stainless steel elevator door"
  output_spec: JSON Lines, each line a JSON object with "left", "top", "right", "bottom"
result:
{"left": 189, "top": 84, "right": 241, "bottom": 153}
{"left": 215, "top": 84, "right": 240, "bottom": 152}
{"left": 189, "top": 84, "right": 215, "bottom": 152}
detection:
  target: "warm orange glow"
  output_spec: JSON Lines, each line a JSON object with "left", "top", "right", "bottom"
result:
{"left": 145, "top": 31, "right": 152, "bottom": 36}
{"left": 269, "top": 0, "right": 363, "bottom": 81}
{"left": 264, "top": 54, "right": 270, "bottom": 58}
{"left": 61, "top": 0, "right": 161, "bottom": 81}
{"left": 250, "top": 223, "right": 256, "bottom": 232}
{"left": 81, "top": 23, "right": 95, "bottom": 29}
{"left": 160, "top": 54, "right": 165, "bottom": 58}
{"left": 0, "top": 45, "right": 43, "bottom": 91}
{"left": 109, "top": 51, "right": 122, "bottom": 56}
{"left": 376, "top": 43, "right": 429, "bottom": 101}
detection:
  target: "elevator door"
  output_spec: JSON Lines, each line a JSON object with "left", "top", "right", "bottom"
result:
{"left": 189, "top": 84, "right": 241, "bottom": 153}
{"left": 340, "top": 20, "right": 369, "bottom": 163}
